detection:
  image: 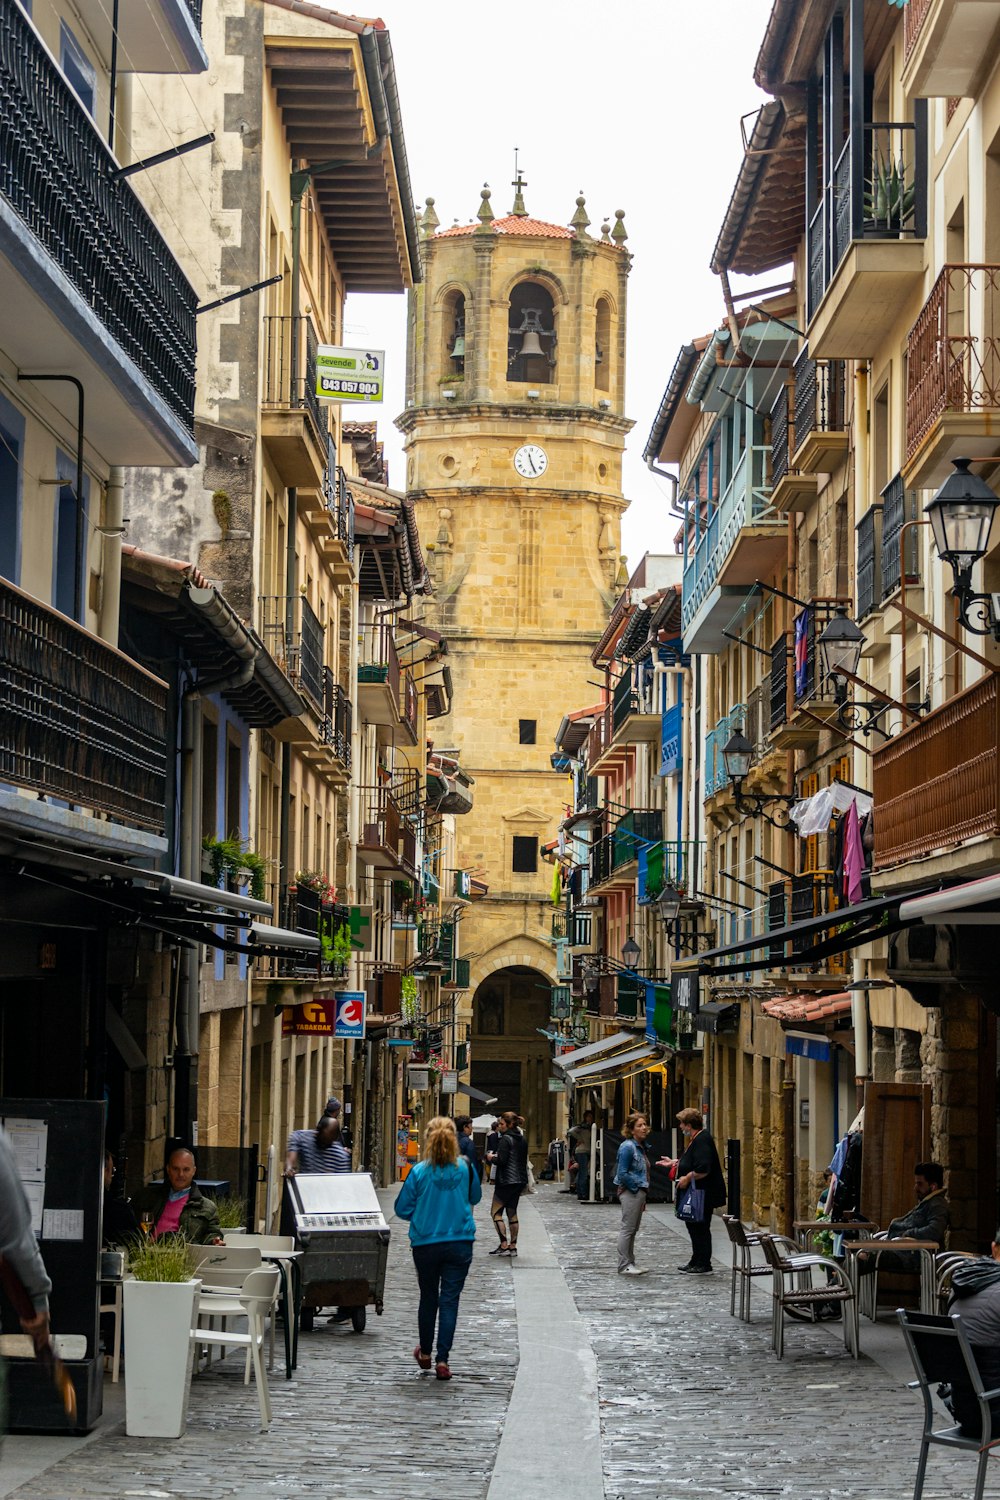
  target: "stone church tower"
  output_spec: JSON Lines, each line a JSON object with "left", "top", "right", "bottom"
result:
{"left": 398, "top": 180, "right": 632, "bottom": 1150}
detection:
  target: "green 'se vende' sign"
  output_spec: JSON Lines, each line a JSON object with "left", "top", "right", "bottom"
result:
{"left": 316, "top": 345, "right": 384, "bottom": 404}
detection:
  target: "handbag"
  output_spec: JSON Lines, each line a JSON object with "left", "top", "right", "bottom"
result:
{"left": 676, "top": 1180, "right": 706, "bottom": 1222}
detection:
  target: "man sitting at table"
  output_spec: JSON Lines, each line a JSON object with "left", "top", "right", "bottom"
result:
{"left": 857, "top": 1161, "right": 949, "bottom": 1274}
{"left": 136, "top": 1147, "right": 224, "bottom": 1245}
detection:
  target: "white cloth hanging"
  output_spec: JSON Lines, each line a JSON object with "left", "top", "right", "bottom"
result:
{"left": 789, "top": 782, "right": 873, "bottom": 836}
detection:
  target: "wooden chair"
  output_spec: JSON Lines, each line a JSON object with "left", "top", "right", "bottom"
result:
{"left": 935, "top": 1252, "right": 980, "bottom": 1312}
{"left": 192, "top": 1266, "right": 281, "bottom": 1431}
{"left": 898, "top": 1310, "right": 1000, "bottom": 1500}
{"left": 759, "top": 1233, "right": 857, "bottom": 1359}
{"left": 722, "top": 1215, "right": 769, "bottom": 1322}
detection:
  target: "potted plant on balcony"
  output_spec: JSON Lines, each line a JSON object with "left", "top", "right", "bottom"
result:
{"left": 864, "top": 151, "right": 916, "bottom": 234}
{"left": 320, "top": 923, "right": 352, "bottom": 979}
{"left": 123, "top": 1236, "right": 201, "bottom": 1438}
{"left": 401, "top": 974, "right": 419, "bottom": 1025}
{"left": 203, "top": 836, "right": 267, "bottom": 901}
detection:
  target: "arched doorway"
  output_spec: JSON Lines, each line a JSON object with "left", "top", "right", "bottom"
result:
{"left": 470, "top": 965, "right": 555, "bottom": 1156}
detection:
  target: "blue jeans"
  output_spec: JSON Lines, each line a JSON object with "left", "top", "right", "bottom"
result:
{"left": 575, "top": 1152, "right": 591, "bottom": 1200}
{"left": 411, "top": 1240, "right": 474, "bottom": 1362}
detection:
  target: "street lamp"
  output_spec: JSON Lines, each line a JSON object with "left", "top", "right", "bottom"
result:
{"left": 815, "top": 608, "right": 928, "bottom": 739}
{"left": 655, "top": 881, "right": 683, "bottom": 925}
{"left": 925, "top": 457, "right": 1000, "bottom": 637}
{"left": 621, "top": 935, "right": 641, "bottom": 971}
{"left": 721, "top": 729, "right": 795, "bottom": 828}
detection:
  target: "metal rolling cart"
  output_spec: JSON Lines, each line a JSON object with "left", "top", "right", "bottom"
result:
{"left": 286, "top": 1172, "right": 389, "bottom": 1333}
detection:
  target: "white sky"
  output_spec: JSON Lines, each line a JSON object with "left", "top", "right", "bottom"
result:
{"left": 342, "top": 0, "right": 774, "bottom": 568}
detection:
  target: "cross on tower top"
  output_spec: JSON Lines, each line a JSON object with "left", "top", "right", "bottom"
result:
{"left": 511, "top": 147, "right": 528, "bottom": 217}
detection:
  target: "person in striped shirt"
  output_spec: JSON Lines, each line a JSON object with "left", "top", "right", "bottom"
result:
{"left": 285, "top": 1115, "right": 351, "bottom": 1177}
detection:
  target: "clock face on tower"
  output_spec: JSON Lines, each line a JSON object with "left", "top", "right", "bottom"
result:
{"left": 513, "top": 443, "right": 548, "bottom": 479}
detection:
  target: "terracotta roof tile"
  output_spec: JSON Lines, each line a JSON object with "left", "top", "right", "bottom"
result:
{"left": 761, "top": 992, "right": 852, "bottom": 1024}
{"left": 437, "top": 216, "right": 574, "bottom": 239}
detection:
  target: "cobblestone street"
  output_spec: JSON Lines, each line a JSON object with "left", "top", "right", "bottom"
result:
{"left": 4, "top": 1186, "right": 991, "bottom": 1500}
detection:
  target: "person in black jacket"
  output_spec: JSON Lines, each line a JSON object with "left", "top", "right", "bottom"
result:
{"left": 658, "top": 1108, "right": 726, "bottom": 1273}
{"left": 489, "top": 1112, "right": 529, "bottom": 1258}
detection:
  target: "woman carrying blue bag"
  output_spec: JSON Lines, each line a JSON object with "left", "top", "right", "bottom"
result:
{"left": 658, "top": 1107, "right": 726, "bottom": 1274}
{"left": 615, "top": 1113, "right": 652, "bottom": 1276}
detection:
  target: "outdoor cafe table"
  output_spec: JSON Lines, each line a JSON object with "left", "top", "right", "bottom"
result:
{"left": 843, "top": 1238, "right": 940, "bottom": 1335}
{"left": 793, "top": 1220, "right": 878, "bottom": 1251}
{"left": 258, "top": 1248, "right": 302, "bottom": 1378}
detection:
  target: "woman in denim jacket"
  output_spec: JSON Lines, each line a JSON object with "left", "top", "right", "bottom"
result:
{"left": 615, "top": 1114, "right": 651, "bottom": 1276}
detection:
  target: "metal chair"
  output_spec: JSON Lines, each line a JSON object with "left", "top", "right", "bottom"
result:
{"left": 935, "top": 1252, "right": 979, "bottom": 1311}
{"left": 722, "top": 1215, "right": 769, "bottom": 1322}
{"left": 192, "top": 1266, "right": 281, "bottom": 1431}
{"left": 759, "top": 1233, "right": 857, "bottom": 1359}
{"left": 898, "top": 1309, "right": 1000, "bottom": 1500}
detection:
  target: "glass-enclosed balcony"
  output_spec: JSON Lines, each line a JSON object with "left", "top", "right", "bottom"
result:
{"left": 680, "top": 445, "right": 785, "bottom": 654}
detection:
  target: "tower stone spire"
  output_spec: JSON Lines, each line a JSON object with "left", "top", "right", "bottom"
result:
{"left": 476, "top": 183, "right": 495, "bottom": 233}
{"left": 571, "top": 191, "right": 590, "bottom": 239}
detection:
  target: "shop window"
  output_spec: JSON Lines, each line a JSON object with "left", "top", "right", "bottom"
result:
{"left": 507, "top": 282, "right": 555, "bottom": 384}
{"left": 512, "top": 835, "right": 538, "bottom": 873}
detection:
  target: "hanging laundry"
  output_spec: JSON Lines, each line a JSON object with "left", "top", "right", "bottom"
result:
{"left": 794, "top": 607, "right": 811, "bottom": 700}
{"left": 843, "top": 799, "right": 865, "bottom": 904}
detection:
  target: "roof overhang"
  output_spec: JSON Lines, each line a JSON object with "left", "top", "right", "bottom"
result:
{"left": 710, "top": 100, "right": 806, "bottom": 277}
{"left": 263, "top": 21, "right": 418, "bottom": 292}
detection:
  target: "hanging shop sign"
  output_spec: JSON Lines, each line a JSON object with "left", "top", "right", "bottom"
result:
{"left": 282, "top": 999, "right": 336, "bottom": 1037}
{"left": 347, "top": 905, "right": 373, "bottom": 951}
{"left": 316, "top": 345, "right": 384, "bottom": 404}
{"left": 548, "top": 1077, "right": 566, "bottom": 1093}
{"left": 671, "top": 969, "right": 699, "bottom": 1013}
{"left": 333, "top": 991, "right": 366, "bottom": 1039}
{"left": 407, "top": 1065, "right": 430, "bottom": 1091}
{"left": 440, "top": 1070, "right": 458, "bottom": 1095}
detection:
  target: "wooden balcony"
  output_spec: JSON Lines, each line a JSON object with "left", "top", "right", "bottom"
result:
{"left": 873, "top": 673, "right": 1000, "bottom": 868}
{"left": 357, "top": 785, "right": 418, "bottom": 877}
{"left": 768, "top": 599, "right": 848, "bottom": 749}
{"left": 260, "top": 316, "right": 327, "bottom": 488}
{"left": 903, "top": 0, "right": 1000, "bottom": 98}
{"left": 904, "top": 264, "right": 1000, "bottom": 487}
{"left": 0, "top": 579, "right": 167, "bottom": 832}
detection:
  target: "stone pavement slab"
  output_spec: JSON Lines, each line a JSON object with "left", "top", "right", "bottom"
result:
{"left": 5, "top": 1184, "right": 995, "bottom": 1500}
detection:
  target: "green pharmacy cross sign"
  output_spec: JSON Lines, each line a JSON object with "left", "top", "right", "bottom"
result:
{"left": 316, "top": 344, "right": 385, "bottom": 404}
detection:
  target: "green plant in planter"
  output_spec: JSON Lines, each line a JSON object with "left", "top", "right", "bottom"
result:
{"left": 865, "top": 153, "right": 916, "bottom": 229}
{"left": 321, "top": 923, "right": 353, "bottom": 972}
{"left": 127, "top": 1235, "right": 192, "bottom": 1283}
{"left": 203, "top": 836, "right": 267, "bottom": 901}
{"left": 401, "top": 974, "right": 419, "bottom": 1023}
{"left": 214, "top": 1193, "right": 247, "bottom": 1230}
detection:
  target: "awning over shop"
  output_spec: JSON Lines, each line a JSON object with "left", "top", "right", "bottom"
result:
{"left": 565, "top": 1042, "right": 660, "bottom": 1084}
{"left": 693, "top": 1001, "right": 740, "bottom": 1034}
{"left": 761, "top": 993, "right": 852, "bottom": 1024}
{"left": 553, "top": 1030, "right": 636, "bottom": 1072}
{"left": 899, "top": 874, "right": 1000, "bottom": 924}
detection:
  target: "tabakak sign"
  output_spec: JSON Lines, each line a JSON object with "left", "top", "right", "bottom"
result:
{"left": 282, "top": 999, "right": 335, "bottom": 1037}
{"left": 333, "top": 990, "right": 366, "bottom": 1039}
{"left": 315, "top": 345, "right": 384, "bottom": 404}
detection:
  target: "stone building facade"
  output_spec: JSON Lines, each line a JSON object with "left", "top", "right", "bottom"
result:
{"left": 399, "top": 185, "right": 632, "bottom": 1154}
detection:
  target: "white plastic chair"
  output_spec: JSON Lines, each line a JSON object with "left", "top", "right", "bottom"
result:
{"left": 191, "top": 1266, "right": 280, "bottom": 1430}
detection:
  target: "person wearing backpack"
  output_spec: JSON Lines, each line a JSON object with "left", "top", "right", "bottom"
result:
{"left": 615, "top": 1113, "right": 651, "bottom": 1276}
{"left": 395, "top": 1116, "right": 481, "bottom": 1381}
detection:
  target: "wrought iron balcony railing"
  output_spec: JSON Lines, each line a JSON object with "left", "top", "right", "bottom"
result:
{"left": 326, "top": 460, "right": 355, "bottom": 548}
{"left": 0, "top": 3, "right": 196, "bottom": 429}
{"left": 358, "top": 621, "right": 401, "bottom": 699}
{"left": 0, "top": 579, "right": 167, "bottom": 831}
{"left": 261, "top": 315, "right": 323, "bottom": 439}
{"left": 792, "top": 348, "right": 845, "bottom": 453}
{"left": 879, "top": 473, "right": 920, "bottom": 600}
{"left": 321, "top": 669, "right": 352, "bottom": 769}
{"left": 856, "top": 506, "right": 882, "bottom": 621}
{"left": 905, "top": 265, "right": 1000, "bottom": 464}
{"left": 771, "top": 381, "right": 791, "bottom": 487}
{"left": 258, "top": 594, "right": 326, "bottom": 710}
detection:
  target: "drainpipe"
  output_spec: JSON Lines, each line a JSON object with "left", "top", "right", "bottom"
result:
{"left": 175, "top": 653, "right": 256, "bottom": 1141}
{"left": 99, "top": 464, "right": 124, "bottom": 645}
{"left": 851, "top": 956, "right": 870, "bottom": 1116}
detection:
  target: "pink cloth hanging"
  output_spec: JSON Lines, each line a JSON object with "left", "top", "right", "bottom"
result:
{"left": 843, "top": 799, "right": 865, "bottom": 905}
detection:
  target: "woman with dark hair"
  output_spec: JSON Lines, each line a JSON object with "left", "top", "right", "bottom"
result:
{"left": 395, "top": 1116, "right": 481, "bottom": 1380}
{"left": 489, "top": 1112, "right": 529, "bottom": 1258}
{"left": 658, "top": 1108, "right": 726, "bottom": 1274}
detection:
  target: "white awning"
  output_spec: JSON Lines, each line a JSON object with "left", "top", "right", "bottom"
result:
{"left": 899, "top": 874, "right": 1000, "bottom": 924}
{"left": 566, "top": 1042, "right": 660, "bottom": 1084}
{"left": 554, "top": 1030, "right": 635, "bottom": 1073}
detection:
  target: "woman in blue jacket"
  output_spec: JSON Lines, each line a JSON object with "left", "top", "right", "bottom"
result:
{"left": 615, "top": 1113, "right": 651, "bottom": 1276}
{"left": 395, "top": 1115, "right": 482, "bottom": 1380}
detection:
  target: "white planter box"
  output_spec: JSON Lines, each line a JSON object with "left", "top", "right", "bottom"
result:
{"left": 123, "top": 1277, "right": 201, "bottom": 1438}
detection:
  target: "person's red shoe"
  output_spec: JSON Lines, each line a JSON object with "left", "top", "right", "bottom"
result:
{"left": 435, "top": 1361, "right": 451, "bottom": 1381}
{"left": 413, "top": 1346, "right": 431, "bottom": 1370}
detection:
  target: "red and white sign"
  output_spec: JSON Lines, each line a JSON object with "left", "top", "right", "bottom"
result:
{"left": 333, "top": 990, "right": 366, "bottom": 1039}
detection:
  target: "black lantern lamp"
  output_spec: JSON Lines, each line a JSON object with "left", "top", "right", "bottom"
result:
{"left": 817, "top": 606, "right": 865, "bottom": 693}
{"left": 926, "top": 457, "right": 1000, "bottom": 637}
{"left": 655, "top": 881, "right": 684, "bottom": 925}
{"left": 816, "top": 609, "right": 929, "bottom": 738}
{"left": 621, "top": 935, "right": 641, "bottom": 971}
{"left": 721, "top": 728, "right": 795, "bottom": 827}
